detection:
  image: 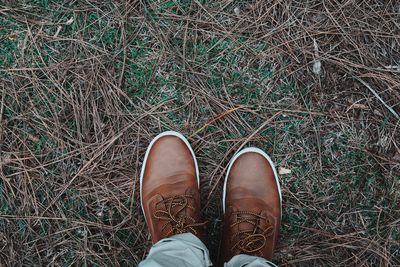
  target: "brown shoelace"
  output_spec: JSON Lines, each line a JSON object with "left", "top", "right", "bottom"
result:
{"left": 230, "top": 211, "right": 274, "bottom": 255}
{"left": 154, "top": 194, "right": 205, "bottom": 237}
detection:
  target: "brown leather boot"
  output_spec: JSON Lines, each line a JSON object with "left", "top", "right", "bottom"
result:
{"left": 140, "top": 131, "right": 203, "bottom": 243}
{"left": 222, "top": 147, "right": 282, "bottom": 262}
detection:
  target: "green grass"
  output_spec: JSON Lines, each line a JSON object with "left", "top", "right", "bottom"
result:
{"left": 0, "top": 0, "right": 399, "bottom": 266}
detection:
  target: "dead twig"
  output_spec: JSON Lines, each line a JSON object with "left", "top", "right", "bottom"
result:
{"left": 355, "top": 76, "right": 400, "bottom": 121}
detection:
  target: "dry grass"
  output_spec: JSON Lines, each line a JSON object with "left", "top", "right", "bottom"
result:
{"left": 0, "top": 0, "right": 399, "bottom": 266}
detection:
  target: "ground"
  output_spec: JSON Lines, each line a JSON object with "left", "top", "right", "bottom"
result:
{"left": 0, "top": 0, "right": 399, "bottom": 266}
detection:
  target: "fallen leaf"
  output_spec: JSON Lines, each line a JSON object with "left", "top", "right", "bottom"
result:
{"left": 349, "top": 103, "right": 368, "bottom": 110}
{"left": 8, "top": 33, "right": 17, "bottom": 40}
{"left": 346, "top": 103, "right": 369, "bottom": 113}
{"left": 278, "top": 167, "right": 292, "bottom": 175}
{"left": 312, "top": 39, "right": 321, "bottom": 75}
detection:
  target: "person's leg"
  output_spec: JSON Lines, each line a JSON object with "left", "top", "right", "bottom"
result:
{"left": 221, "top": 148, "right": 282, "bottom": 266}
{"left": 225, "top": 255, "right": 277, "bottom": 267}
{"left": 139, "top": 233, "right": 212, "bottom": 267}
{"left": 139, "top": 131, "right": 210, "bottom": 267}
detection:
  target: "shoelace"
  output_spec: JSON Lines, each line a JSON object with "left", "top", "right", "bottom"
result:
{"left": 230, "top": 211, "right": 274, "bottom": 255}
{"left": 153, "top": 194, "right": 205, "bottom": 236}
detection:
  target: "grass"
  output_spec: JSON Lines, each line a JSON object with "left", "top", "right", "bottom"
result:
{"left": 1, "top": 0, "right": 399, "bottom": 266}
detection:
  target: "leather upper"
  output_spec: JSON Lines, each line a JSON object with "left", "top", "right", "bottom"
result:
{"left": 223, "top": 151, "right": 281, "bottom": 262}
{"left": 141, "top": 135, "right": 202, "bottom": 243}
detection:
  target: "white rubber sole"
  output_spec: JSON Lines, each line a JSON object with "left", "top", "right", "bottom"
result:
{"left": 139, "top": 131, "right": 200, "bottom": 213}
{"left": 222, "top": 147, "right": 282, "bottom": 214}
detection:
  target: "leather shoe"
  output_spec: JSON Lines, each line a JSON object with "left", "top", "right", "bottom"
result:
{"left": 140, "top": 131, "right": 203, "bottom": 243}
{"left": 222, "top": 147, "right": 282, "bottom": 262}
